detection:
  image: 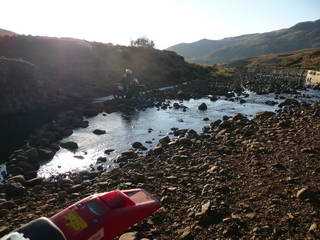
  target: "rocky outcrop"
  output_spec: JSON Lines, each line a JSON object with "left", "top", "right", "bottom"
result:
{"left": 0, "top": 58, "right": 46, "bottom": 115}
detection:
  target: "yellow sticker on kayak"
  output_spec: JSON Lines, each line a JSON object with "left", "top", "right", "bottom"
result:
{"left": 65, "top": 211, "right": 88, "bottom": 231}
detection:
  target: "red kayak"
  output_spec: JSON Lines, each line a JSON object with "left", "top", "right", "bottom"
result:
{"left": 51, "top": 188, "right": 160, "bottom": 240}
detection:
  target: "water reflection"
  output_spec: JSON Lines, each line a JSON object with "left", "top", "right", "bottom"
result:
{"left": 38, "top": 89, "right": 320, "bottom": 177}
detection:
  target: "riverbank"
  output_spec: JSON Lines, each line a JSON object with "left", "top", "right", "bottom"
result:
{"left": 3, "top": 77, "right": 238, "bottom": 178}
{"left": 1, "top": 100, "right": 320, "bottom": 239}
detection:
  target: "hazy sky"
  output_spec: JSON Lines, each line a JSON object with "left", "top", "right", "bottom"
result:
{"left": 1, "top": 0, "right": 319, "bottom": 49}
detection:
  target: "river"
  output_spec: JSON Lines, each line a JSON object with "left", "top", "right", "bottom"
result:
{"left": 36, "top": 89, "right": 320, "bottom": 177}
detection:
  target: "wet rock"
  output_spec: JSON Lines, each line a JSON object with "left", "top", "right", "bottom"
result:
{"left": 60, "top": 141, "right": 78, "bottom": 151}
{"left": 278, "top": 98, "right": 300, "bottom": 108}
{"left": 210, "top": 119, "right": 222, "bottom": 129}
{"left": 209, "top": 96, "right": 218, "bottom": 101}
{"left": 132, "top": 142, "right": 147, "bottom": 150}
{"left": 104, "top": 149, "right": 115, "bottom": 155}
{"left": 97, "top": 157, "right": 107, "bottom": 163}
{"left": 159, "top": 136, "right": 170, "bottom": 145}
{"left": 222, "top": 115, "right": 230, "bottom": 121}
{"left": 265, "top": 100, "right": 278, "bottom": 106}
{"left": 225, "top": 92, "right": 235, "bottom": 98}
{"left": 116, "top": 151, "right": 137, "bottom": 163}
{"left": 202, "top": 126, "right": 210, "bottom": 133}
{"left": 79, "top": 120, "right": 89, "bottom": 128}
{"left": 198, "top": 103, "right": 207, "bottom": 111}
{"left": 186, "top": 129, "right": 198, "bottom": 139}
{"left": 93, "top": 129, "right": 106, "bottom": 135}
{"left": 173, "top": 102, "right": 181, "bottom": 109}
{"left": 173, "top": 129, "right": 188, "bottom": 137}
{"left": 239, "top": 99, "right": 246, "bottom": 104}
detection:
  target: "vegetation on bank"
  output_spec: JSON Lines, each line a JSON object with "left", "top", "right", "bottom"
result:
{"left": 229, "top": 48, "right": 320, "bottom": 71}
{"left": 0, "top": 35, "right": 221, "bottom": 116}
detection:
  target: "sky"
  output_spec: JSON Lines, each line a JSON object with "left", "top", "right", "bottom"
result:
{"left": 1, "top": 0, "right": 319, "bottom": 49}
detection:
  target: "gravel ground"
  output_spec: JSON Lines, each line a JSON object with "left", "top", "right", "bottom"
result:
{"left": 1, "top": 101, "right": 320, "bottom": 239}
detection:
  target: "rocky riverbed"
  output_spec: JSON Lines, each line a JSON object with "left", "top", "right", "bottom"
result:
{"left": 3, "top": 89, "right": 319, "bottom": 178}
{"left": 1, "top": 99, "right": 320, "bottom": 239}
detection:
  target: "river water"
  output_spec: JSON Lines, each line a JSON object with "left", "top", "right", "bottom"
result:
{"left": 36, "top": 89, "right": 320, "bottom": 177}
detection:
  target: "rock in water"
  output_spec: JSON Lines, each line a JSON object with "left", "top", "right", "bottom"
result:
{"left": 104, "top": 149, "right": 115, "bottom": 154}
{"left": 278, "top": 98, "right": 299, "bottom": 108}
{"left": 239, "top": 99, "right": 246, "bottom": 104}
{"left": 60, "top": 141, "right": 78, "bottom": 151}
{"left": 173, "top": 102, "right": 180, "bottom": 109}
{"left": 97, "top": 157, "right": 107, "bottom": 163}
{"left": 198, "top": 103, "right": 207, "bottom": 111}
{"left": 265, "top": 100, "right": 278, "bottom": 106}
{"left": 93, "top": 129, "right": 106, "bottom": 135}
{"left": 132, "top": 142, "right": 147, "bottom": 150}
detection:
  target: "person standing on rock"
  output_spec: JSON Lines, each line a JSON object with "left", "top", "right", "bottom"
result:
{"left": 122, "top": 68, "right": 134, "bottom": 98}
{"left": 120, "top": 68, "right": 144, "bottom": 99}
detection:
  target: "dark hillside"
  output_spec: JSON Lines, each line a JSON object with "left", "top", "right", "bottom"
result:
{"left": 0, "top": 28, "right": 15, "bottom": 37}
{"left": 0, "top": 35, "right": 211, "bottom": 160}
{"left": 0, "top": 35, "right": 208, "bottom": 116}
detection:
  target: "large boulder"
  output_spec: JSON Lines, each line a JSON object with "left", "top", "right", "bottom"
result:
{"left": 132, "top": 142, "right": 147, "bottom": 151}
{"left": 198, "top": 103, "right": 208, "bottom": 111}
{"left": 93, "top": 129, "right": 106, "bottom": 135}
{"left": 60, "top": 141, "right": 78, "bottom": 151}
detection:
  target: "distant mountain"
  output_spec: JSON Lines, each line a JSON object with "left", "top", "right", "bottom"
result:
{"left": 0, "top": 28, "right": 15, "bottom": 37}
{"left": 167, "top": 19, "right": 320, "bottom": 64}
